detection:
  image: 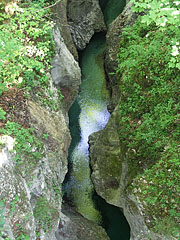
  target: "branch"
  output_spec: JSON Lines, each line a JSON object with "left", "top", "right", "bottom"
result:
{"left": 35, "top": 0, "right": 62, "bottom": 12}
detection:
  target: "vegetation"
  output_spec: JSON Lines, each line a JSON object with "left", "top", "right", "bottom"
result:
{"left": 34, "top": 196, "right": 58, "bottom": 233}
{"left": 0, "top": 0, "right": 56, "bottom": 94}
{"left": 0, "top": 121, "right": 43, "bottom": 165}
{"left": 0, "top": 0, "right": 58, "bottom": 165}
{"left": 0, "top": 0, "right": 62, "bottom": 238}
{"left": 116, "top": 0, "right": 180, "bottom": 237}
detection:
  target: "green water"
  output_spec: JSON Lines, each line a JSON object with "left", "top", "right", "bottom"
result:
{"left": 64, "top": 0, "right": 130, "bottom": 239}
{"left": 64, "top": 33, "right": 110, "bottom": 223}
{"left": 99, "top": 0, "right": 126, "bottom": 26}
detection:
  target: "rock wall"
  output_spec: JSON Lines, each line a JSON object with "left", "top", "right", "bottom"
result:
{"left": 67, "top": 0, "right": 106, "bottom": 50}
{"left": 105, "top": 2, "right": 137, "bottom": 111}
{"left": 51, "top": 25, "right": 81, "bottom": 111}
{"left": 0, "top": 94, "right": 71, "bottom": 239}
{"left": 89, "top": 3, "right": 177, "bottom": 240}
{"left": 55, "top": 204, "right": 109, "bottom": 240}
{"left": 89, "top": 106, "right": 171, "bottom": 240}
{"left": 0, "top": 2, "right": 110, "bottom": 240}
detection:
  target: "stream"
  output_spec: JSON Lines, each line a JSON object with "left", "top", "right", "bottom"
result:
{"left": 63, "top": 0, "right": 130, "bottom": 239}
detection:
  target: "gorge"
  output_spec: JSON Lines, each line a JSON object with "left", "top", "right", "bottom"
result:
{"left": 63, "top": 0, "right": 131, "bottom": 239}
{"left": 0, "top": 0, "right": 179, "bottom": 240}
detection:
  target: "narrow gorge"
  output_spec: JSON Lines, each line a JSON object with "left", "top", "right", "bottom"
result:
{"left": 0, "top": 0, "right": 179, "bottom": 240}
{"left": 62, "top": 0, "right": 131, "bottom": 239}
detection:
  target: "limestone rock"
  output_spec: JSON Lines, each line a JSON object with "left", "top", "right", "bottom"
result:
{"left": 0, "top": 90, "right": 71, "bottom": 239}
{"left": 89, "top": 107, "right": 123, "bottom": 206}
{"left": 105, "top": 2, "right": 137, "bottom": 111}
{"left": 67, "top": 0, "right": 106, "bottom": 50}
{"left": 89, "top": 106, "right": 177, "bottom": 240}
{"left": 55, "top": 204, "right": 110, "bottom": 240}
{"left": 53, "top": 0, "right": 78, "bottom": 60}
{"left": 51, "top": 26, "right": 81, "bottom": 110}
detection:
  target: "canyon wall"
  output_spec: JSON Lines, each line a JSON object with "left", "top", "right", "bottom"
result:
{"left": 0, "top": 1, "right": 108, "bottom": 239}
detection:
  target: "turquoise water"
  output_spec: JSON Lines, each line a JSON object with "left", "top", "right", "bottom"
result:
{"left": 64, "top": 0, "right": 130, "bottom": 239}
{"left": 63, "top": 33, "right": 110, "bottom": 223}
{"left": 99, "top": 0, "right": 126, "bottom": 26}
{"left": 93, "top": 194, "right": 130, "bottom": 240}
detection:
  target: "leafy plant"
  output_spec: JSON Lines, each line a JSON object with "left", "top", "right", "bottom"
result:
{"left": 34, "top": 196, "right": 58, "bottom": 232}
{"left": 0, "top": 107, "right": 6, "bottom": 120}
{"left": 0, "top": 0, "right": 56, "bottom": 94}
{"left": 116, "top": 1, "right": 180, "bottom": 236}
{"left": 0, "top": 121, "right": 43, "bottom": 165}
{"left": 130, "top": 0, "right": 180, "bottom": 69}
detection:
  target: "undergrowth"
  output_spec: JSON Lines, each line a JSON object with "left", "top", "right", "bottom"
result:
{"left": 0, "top": 0, "right": 61, "bottom": 238}
{"left": 116, "top": 7, "right": 180, "bottom": 238}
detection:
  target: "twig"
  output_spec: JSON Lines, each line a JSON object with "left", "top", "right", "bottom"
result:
{"left": 34, "top": 0, "right": 62, "bottom": 12}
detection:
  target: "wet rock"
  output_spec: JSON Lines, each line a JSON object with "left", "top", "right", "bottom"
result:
{"left": 67, "top": 0, "right": 106, "bottom": 50}
{"left": 55, "top": 204, "right": 109, "bottom": 240}
{"left": 89, "top": 106, "right": 123, "bottom": 206}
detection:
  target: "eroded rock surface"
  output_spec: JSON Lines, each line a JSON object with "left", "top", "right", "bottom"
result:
{"left": 89, "top": 3, "right": 178, "bottom": 240}
{"left": 105, "top": 2, "right": 137, "bottom": 111}
{"left": 55, "top": 204, "right": 109, "bottom": 240}
{"left": 53, "top": 0, "right": 78, "bottom": 60}
{"left": 0, "top": 97, "right": 70, "bottom": 239}
{"left": 51, "top": 26, "right": 81, "bottom": 110}
{"left": 67, "top": 0, "right": 106, "bottom": 50}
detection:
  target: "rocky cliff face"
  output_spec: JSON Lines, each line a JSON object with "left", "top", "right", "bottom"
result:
{"left": 89, "top": 3, "right": 177, "bottom": 240}
{"left": 0, "top": 2, "right": 110, "bottom": 240}
{"left": 51, "top": 25, "right": 81, "bottom": 111}
{"left": 0, "top": 90, "right": 71, "bottom": 239}
{"left": 89, "top": 106, "right": 171, "bottom": 240}
{"left": 105, "top": 2, "right": 137, "bottom": 111}
{"left": 67, "top": 0, "right": 106, "bottom": 50}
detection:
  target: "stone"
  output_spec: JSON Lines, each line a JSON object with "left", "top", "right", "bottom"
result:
{"left": 51, "top": 26, "right": 81, "bottom": 109}
{"left": 0, "top": 84, "right": 71, "bottom": 239}
{"left": 53, "top": 0, "right": 78, "bottom": 60}
{"left": 89, "top": 106, "right": 177, "bottom": 240}
{"left": 55, "top": 204, "right": 110, "bottom": 240}
{"left": 105, "top": 2, "right": 137, "bottom": 111}
{"left": 67, "top": 0, "right": 106, "bottom": 50}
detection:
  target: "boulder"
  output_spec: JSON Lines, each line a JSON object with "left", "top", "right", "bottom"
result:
{"left": 51, "top": 26, "right": 81, "bottom": 110}
{"left": 67, "top": 0, "right": 106, "bottom": 50}
{"left": 55, "top": 204, "right": 109, "bottom": 240}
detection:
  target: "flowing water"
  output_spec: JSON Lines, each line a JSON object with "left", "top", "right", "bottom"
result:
{"left": 63, "top": 0, "right": 130, "bottom": 239}
{"left": 63, "top": 33, "right": 110, "bottom": 223}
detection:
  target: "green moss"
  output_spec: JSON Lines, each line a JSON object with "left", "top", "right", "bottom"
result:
{"left": 34, "top": 196, "right": 58, "bottom": 233}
